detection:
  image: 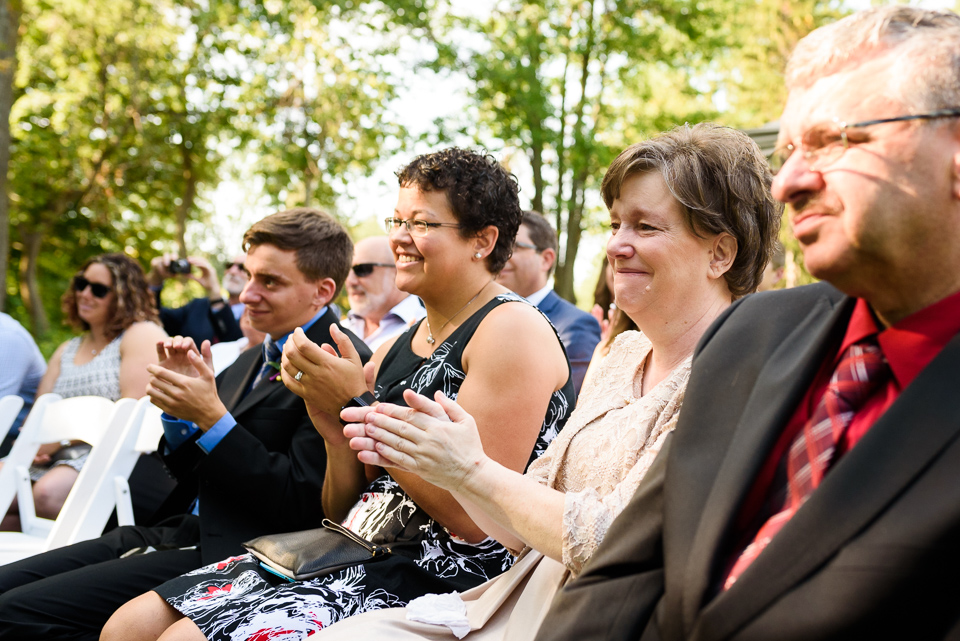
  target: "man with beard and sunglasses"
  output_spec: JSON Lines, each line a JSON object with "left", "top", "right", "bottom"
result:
{"left": 342, "top": 236, "right": 425, "bottom": 351}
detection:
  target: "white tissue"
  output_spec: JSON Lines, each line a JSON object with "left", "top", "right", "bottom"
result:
{"left": 405, "top": 592, "right": 470, "bottom": 638}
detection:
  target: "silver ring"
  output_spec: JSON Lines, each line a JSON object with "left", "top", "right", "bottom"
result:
{"left": 294, "top": 370, "right": 304, "bottom": 382}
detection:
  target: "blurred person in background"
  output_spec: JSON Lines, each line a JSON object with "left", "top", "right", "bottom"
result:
{"left": 0, "top": 312, "right": 46, "bottom": 457}
{"left": 342, "top": 236, "right": 425, "bottom": 351}
{"left": 0, "top": 253, "right": 167, "bottom": 531}
{"left": 756, "top": 241, "right": 786, "bottom": 292}
{"left": 498, "top": 211, "right": 601, "bottom": 394}
{"left": 148, "top": 254, "right": 246, "bottom": 346}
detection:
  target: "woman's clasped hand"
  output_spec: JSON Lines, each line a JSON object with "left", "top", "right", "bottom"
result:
{"left": 343, "top": 389, "right": 487, "bottom": 491}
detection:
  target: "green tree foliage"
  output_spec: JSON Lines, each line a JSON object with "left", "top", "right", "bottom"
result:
{"left": 412, "top": 0, "right": 728, "bottom": 302}
{"left": 8, "top": 0, "right": 223, "bottom": 335}
{"left": 5, "top": 0, "right": 402, "bottom": 345}
{"left": 192, "top": 0, "right": 405, "bottom": 210}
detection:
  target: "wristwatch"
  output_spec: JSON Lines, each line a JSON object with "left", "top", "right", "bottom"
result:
{"left": 339, "top": 391, "right": 377, "bottom": 425}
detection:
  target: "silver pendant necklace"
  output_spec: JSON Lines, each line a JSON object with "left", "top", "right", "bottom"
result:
{"left": 425, "top": 280, "right": 492, "bottom": 345}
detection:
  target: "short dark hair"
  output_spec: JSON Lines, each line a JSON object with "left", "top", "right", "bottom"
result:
{"left": 396, "top": 148, "right": 521, "bottom": 273}
{"left": 242, "top": 208, "right": 353, "bottom": 295}
{"left": 521, "top": 211, "right": 559, "bottom": 276}
{"left": 62, "top": 253, "right": 159, "bottom": 339}
{"left": 601, "top": 123, "right": 782, "bottom": 298}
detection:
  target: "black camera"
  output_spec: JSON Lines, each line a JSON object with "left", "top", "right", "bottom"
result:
{"left": 169, "top": 259, "right": 192, "bottom": 274}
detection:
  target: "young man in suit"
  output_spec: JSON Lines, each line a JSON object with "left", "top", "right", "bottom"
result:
{"left": 498, "top": 211, "right": 601, "bottom": 393}
{"left": 536, "top": 7, "right": 960, "bottom": 639}
{"left": 0, "top": 208, "right": 372, "bottom": 640}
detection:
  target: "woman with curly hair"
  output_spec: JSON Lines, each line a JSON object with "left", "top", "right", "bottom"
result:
{"left": 0, "top": 253, "right": 167, "bottom": 531}
{"left": 103, "top": 148, "right": 575, "bottom": 641}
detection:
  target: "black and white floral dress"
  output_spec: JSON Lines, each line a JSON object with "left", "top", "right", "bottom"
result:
{"left": 154, "top": 294, "right": 575, "bottom": 640}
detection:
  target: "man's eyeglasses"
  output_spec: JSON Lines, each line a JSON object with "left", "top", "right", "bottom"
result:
{"left": 513, "top": 241, "right": 538, "bottom": 251}
{"left": 224, "top": 261, "right": 245, "bottom": 271}
{"left": 351, "top": 263, "right": 395, "bottom": 278}
{"left": 384, "top": 217, "right": 462, "bottom": 237}
{"left": 770, "top": 107, "right": 960, "bottom": 172}
{"left": 73, "top": 276, "right": 112, "bottom": 299}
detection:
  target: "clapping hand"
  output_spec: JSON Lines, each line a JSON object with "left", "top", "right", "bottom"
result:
{"left": 281, "top": 325, "right": 368, "bottom": 419}
{"left": 147, "top": 336, "right": 226, "bottom": 430}
{"left": 345, "top": 390, "right": 488, "bottom": 492}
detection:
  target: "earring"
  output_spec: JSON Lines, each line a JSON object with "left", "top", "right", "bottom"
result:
{"left": 474, "top": 252, "right": 482, "bottom": 259}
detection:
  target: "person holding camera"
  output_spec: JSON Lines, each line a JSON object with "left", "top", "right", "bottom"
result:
{"left": 148, "top": 254, "right": 247, "bottom": 346}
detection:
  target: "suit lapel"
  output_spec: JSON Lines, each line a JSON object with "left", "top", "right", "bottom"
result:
{"left": 218, "top": 348, "right": 260, "bottom": 413}
{"left": 679, "top": 293, "right": 852, "bottom": 634}
{"left": 695, "top": 328, "right": 960, "bottom": 641}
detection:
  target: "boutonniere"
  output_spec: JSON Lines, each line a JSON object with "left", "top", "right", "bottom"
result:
{"left": 267, "top": 360, "right": 282, "bottom": 382}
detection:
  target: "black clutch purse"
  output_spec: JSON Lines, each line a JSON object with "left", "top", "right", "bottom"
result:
{"left": 243, "top": 519, "right": 392, "bottom": 581}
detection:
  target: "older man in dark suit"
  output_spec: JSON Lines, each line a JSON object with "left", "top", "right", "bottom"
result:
{"left": 498, "top": 211, "right": 601, "bottom": 394}
{"left": 536, "top": 7, "right": 960, "bottom": 640}
{"left": 0, "top": 208, "right": 372, "bottom": 640}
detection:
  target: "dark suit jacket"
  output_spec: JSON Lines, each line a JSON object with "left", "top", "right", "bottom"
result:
{"left": 158, "top": 295, "right": 243, "bottom": 345}
{"left": 538, "top": 290, "right": 601, "bottom": 395}
{"left": 153, "top": 308, "right": 372, "bottom": 563}
{"left": 536, "top": 282, "right": 960, "bottom": 640}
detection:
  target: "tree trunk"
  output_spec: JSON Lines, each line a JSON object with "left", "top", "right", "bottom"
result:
{"left": 0, "top": 1, "right": 20, "bottom": 312}
{"left": 528, "top": 142, "right": 544, "bottom": 214}
{"left": 18, "top": 228, "right": 47, "bottom": 334}
{"left": 554, "top": 177, "right": 585, "bottom": 303}
{"left": 175, "top": 142, "right": 195, "bottom": 257}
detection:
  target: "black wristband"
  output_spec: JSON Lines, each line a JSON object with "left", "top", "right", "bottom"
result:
{"left": 339, "top": 391, "right": 377, "bottom": 425}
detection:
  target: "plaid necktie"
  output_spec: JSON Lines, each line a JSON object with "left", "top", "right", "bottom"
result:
{"left": 251, "top": 336, "right": 282, "bottom": 389}
{"left": 724, "top": 337, "right": 889, "bottom": 590}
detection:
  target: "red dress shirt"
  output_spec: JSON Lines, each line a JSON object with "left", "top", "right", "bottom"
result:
{"left": 723, "top": 288, "right": 960, "bottom": 587}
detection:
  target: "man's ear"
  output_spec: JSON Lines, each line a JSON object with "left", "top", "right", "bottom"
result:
{"left": 708, "top": 233, "right": 738, "bottom": 280}
{"left": 539, "top": 247, "right": 557, "bottom": 275}
{"left": 473, "top": 225, "right": 500, "bottom": 260}
{"left": 314, "top": 277, "right": 338, "bottom": 307}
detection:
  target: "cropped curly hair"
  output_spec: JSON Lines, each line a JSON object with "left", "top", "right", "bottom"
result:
{"left": 396, "top": 148, "right": 522, "bottom": 273}
{"left": 62, "top": 253, "right": 159, "bottom": 340}
{"left": 601, "top": 123, "right": 782, "bottom": 298}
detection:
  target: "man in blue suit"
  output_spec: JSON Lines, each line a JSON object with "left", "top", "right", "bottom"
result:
{"left": 498, "top": 211, "right": 601, "bottom": 394}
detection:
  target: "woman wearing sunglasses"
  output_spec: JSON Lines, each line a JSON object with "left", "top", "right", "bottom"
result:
{"left": 0, "top": 253, "right": 166, "bottom": 531}
{"left": 103, "top": 148, "right": 575, "bottom": 640}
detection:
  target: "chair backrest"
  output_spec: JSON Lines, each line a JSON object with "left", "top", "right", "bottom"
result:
{"left": 0, "top": 394, "right": 136, "bottom": 546}
{"left": 0, "top": 393, "right": 63, "bottom": 518}
{"left": 59, "top": 397, "right": 165, "bottom": 544}
{"left": 10, "top": 395, "right": 118, "bottom": 451}
{"left": 0, "top": 396, "right": 25, "bottom": 442}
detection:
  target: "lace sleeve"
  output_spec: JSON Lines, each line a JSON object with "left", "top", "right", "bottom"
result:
{"left": 560, "top": 413, "right": 679, "bottom": 574}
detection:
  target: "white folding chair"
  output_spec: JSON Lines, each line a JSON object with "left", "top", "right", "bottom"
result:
{"left": 0, "top": 394, "right": 136, "bottom": 565}
{"left": 65, "top": 397, "right": 165, "bottom": 542}
{"left": 0, "top": 396, "right": 25, "bottom": 444}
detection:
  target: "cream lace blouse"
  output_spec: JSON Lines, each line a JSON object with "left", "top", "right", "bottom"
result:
{"left": 524, "top": 330, "right": 691, "bottom": 574}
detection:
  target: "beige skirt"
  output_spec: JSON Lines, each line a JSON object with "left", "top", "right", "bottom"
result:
{"left": 319, "top": 549, "right": 570, "bottom": 640}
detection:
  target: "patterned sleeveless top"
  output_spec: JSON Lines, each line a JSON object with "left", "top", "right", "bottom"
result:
{"left": 52, "top": 334, "right": 123, "bottom": 401}
{"left": 338, "top": 293, "right": 575, "bottom": 591}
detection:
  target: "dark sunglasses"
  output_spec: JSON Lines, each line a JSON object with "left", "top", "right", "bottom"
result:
{"left": 224, "top": 261, "right": 245, "bottom": 271}
{"left": 351, "top": 263, "right": 395, "bottom": 278}
{"left": 73, "top": 276, "right": 112, "bottom": 299}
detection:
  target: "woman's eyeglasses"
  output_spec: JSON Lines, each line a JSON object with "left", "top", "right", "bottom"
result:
{"left": 384, "top": 217, "right": 462, "bottom": 237}
{"left": 73, "top": 276, "right": 112, "bottom": 299}
{"left": 351, "top": 263, "right": 395, "bottom": 278}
